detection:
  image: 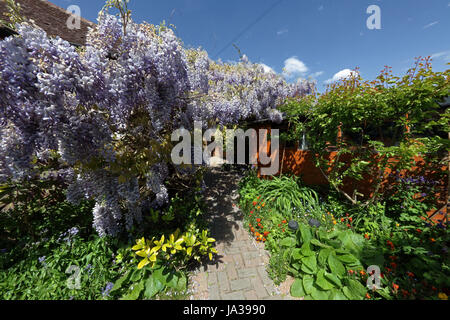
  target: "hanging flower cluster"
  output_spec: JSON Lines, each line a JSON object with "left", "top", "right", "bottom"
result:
{"left": 0, "top": 12, "right": 313, "bottom": 236}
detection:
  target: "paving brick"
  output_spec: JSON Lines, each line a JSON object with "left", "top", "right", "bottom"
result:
{"left": 257, "top": 266, "right": 273, "bottom": 285}
{"left": 226, "top": 264, "right": 238, "bottom": 280}
{"left": 250, "top": 277, "right": 269, "bottom": 299}
{"left": 244, "top": 290, "right": 258, "bottom": 300}
{"left": 237, "top": 267, "right": 258, "bottom": 278}
{"left": 225, "top": 245, "right": 241, "bottom": 255}
{"left": 221, "top": 291, "right": 245, "bottom": 300}
{"left": 207, "top": 272, "right": 217, "bottom": 286}
{"left": 209, "top": 284, "right": 220, "bottom": 300}
{"left": 244, "top": 258, "right": 262, "bottom": 268}
{"left": 217, "top": 271, "right": 230, "bottom": 292}
{"left": 230, "top": 278, "right": 252, "bottom": 291}
{"left": 197, "top": 273, "right": 208, "bottom": 293}
{"left": 232, "top": 254, "right": 243, "bottom": 266}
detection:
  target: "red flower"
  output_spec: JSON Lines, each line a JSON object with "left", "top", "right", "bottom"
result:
{"left": 346, "top": 224, "right": 351, "bottom": 228}
{"left": 349, "top": 217, "right": 353, "bottom": 222}
{"left": 416, "top": 229, "right": 422, "bottom": 233}
{"left": 365, "top": 293, "right": 371, "bottom": 299}
{"left": 341, "top": 218, "right": 345, "bottom": 222}
{"left": 256, "top": 218, "right": 261, "bottom": 223}
{"left": 407, "top": 272, "right": 415, "bottom": 278}
{"left": 390, "top": 262, "right": 397, "bottom": 269}
{"left": 393, "top": 283, "right": 399, "bottom": 291}
{"left": 263, "top": 231, "right": 270, "bottom": 237}
{"left": 250, "top": 211, "right": 254, "bottom": 214}
{"left": 348, "top": 269, "right": 354, "bottom": 275}
{"left": 252, "top": 201, "right": 257, "bottom": 206}
{"left": 282, "top": 220, "right": 287, "bottom": 224}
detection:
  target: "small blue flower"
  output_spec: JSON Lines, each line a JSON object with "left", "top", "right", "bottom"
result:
{"left": 38, "top": 256, "right": 46, "bottom": 264}
{"left": 102, "top": 282, "right": 114, "bottom": 297}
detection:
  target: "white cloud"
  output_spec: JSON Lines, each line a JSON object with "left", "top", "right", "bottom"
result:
{"left": 277, "top": 29, "right": 288, "bottom": 36}
{"left": 431, "top": 50, "right": 450, "bottom": 62}
{"left": 283, "top": 57, "right": 309, "bottom": 78}
{"left": 324, "top": 69, "right": 358, "bottom": 84}
{"left": 423, "top": 21, "right": 439, "bottom": 29}
{"left": 309, "top": 71, "right": 324, "bottom": 78}
{"left": 260, "top": 63, "right": 275, "bottom": 74}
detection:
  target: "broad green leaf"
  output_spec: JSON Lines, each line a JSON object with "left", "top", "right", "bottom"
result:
{"left": 280, "top": 237, "right": 296, "bottom": 247}
{"left": 302, "top": 275, "right": 314, "bottom": 295}
{"left": 328, "top": 253, "right": 345, "bottom": 277}
{"left": 111, "top": 271, "right": 130, "bottom": 292}
{"left": 144, "top": 276, "right": 164, "bottom": 298}
{"left": 301, "top": 263, "right": 316, "bottom": 275}
{"left": 300, "top": 241, "right": 314, "bottom": 257}
{"left": 316, "top": 269, "right": 335, "bottom": 290}
{"left": 347, "top": 279, "right": 366, "bottom": 299}
{"left": 121, "top": 281, "right": 144, "bottom": 300}
{"left": 318, "top": 249, "right": 332, "bottom": 267}
{"left": 324, "top": 272, "right": 342, "bottom": 288}
{"left": 329, "top": 289, "right": 348, "bottom": 300}
{"left": 297, "top": 224, "right": 312, "bottom": 244}
{"left": 311, "top": 287, "right": 330, "bottom": 300}
{"left": 336, "top": 254, "right": 358, "bottom": 265}
{"left": 290, "top": 279, "right": 306, "bottom": 297}
{"left": 311, "top": 239, "right": 331, "bottom": 249}
{"left": 342, "top": 286, "right": 356, "bottom": 300}
{"left": 302, "top": 255, "right": 317, "bottom": 271}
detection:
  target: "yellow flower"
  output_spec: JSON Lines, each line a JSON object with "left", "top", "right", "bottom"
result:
{"left": 396, "top": 223, "right": 400, "bottom": 227}
{"left": 438, "top": 292, "right": 448, "bottom": 300}
{"left": 333, "top": 220, "right": 337, "bottom": 225}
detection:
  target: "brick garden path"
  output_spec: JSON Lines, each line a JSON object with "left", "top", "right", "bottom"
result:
{"left": 189, "top": 168, "right": 295, "bottom": 300}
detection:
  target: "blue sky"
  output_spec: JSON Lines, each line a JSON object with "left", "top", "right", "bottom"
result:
{"left": 54, "top": 0, "right": 449, "bottom": 92}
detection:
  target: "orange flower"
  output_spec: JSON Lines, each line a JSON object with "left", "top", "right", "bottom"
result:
{"left": 257, "top": 206, "right": 261, "bottom": 210}
{"left": 416, "top": 229, "right": 422, "bottom": 233}
{"left": 346, "top": 224, "right": 351, "bottom": 228}
{"left": 261, "top": 203, "right": 266, "bottom": 207}
{"left": 263, "top": 231, "right": 270, "bottom": 237}
{"left": 365, "top": 293, "right": 371, "bottom": 299}
{"left": 251, "top": 227, "right": 255, "bottom": 233}
{"left": 393, "top": 283, "right": 399, "bottom": 291}
{"left": 258, "top": 223, "right": 263, "bottom": 228}
{"left": 407, "top": 272, "right": 415, "bottom": 278}
{"left": 257, "top": 196, "right": 260, "bottom": 200}
{"left": 341, "top": 218, "right": 345, "bottom": 222}
{"left": 255, "top": 232, "right": 260, "bottom": 237}
{"left": 256, "top": 218, "right": 261, "bottom": 223}
{"left": 282, "top": 220, "right": 287, "bottom": 224}
{"left": 278, "top": 224, "right": 281, "bottom": 227}
{"left": 349, "top": 217, "right": 353, "bottom": 222}
{"left": 262, "top": 238, "right": 266, "bottom": 242}
{"left": 364, "top": 234, "right": 370, "bottom": 239}
{"left": 360, "top": 270, "right": 366, "bottom": 276}
{"left": 282, "top": 229, "right": 285, "bottom": 232}
{"left": 430, "top": 238, "right": 436, "bottom": 242}
{"left": 252, "top": 201, "right": 257, "bottom": 206}
{"left": 348, "top": 269, "right": 354, "bottom": 275}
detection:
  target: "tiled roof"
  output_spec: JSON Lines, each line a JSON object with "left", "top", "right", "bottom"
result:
{"left": 0, "top": 0, "right": 95, "bottom": 45}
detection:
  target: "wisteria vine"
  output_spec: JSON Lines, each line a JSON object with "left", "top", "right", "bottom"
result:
{"left": 0, "top": 12, "right": 313, "bottom": 236}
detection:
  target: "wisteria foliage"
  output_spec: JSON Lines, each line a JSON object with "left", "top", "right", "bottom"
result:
{"left": 0, "top": 13, "right": 313, "bottom": 236}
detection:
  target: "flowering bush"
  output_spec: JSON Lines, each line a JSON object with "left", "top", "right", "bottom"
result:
{"left": 0, "top": 0, "right": 312, "bottom": 237}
